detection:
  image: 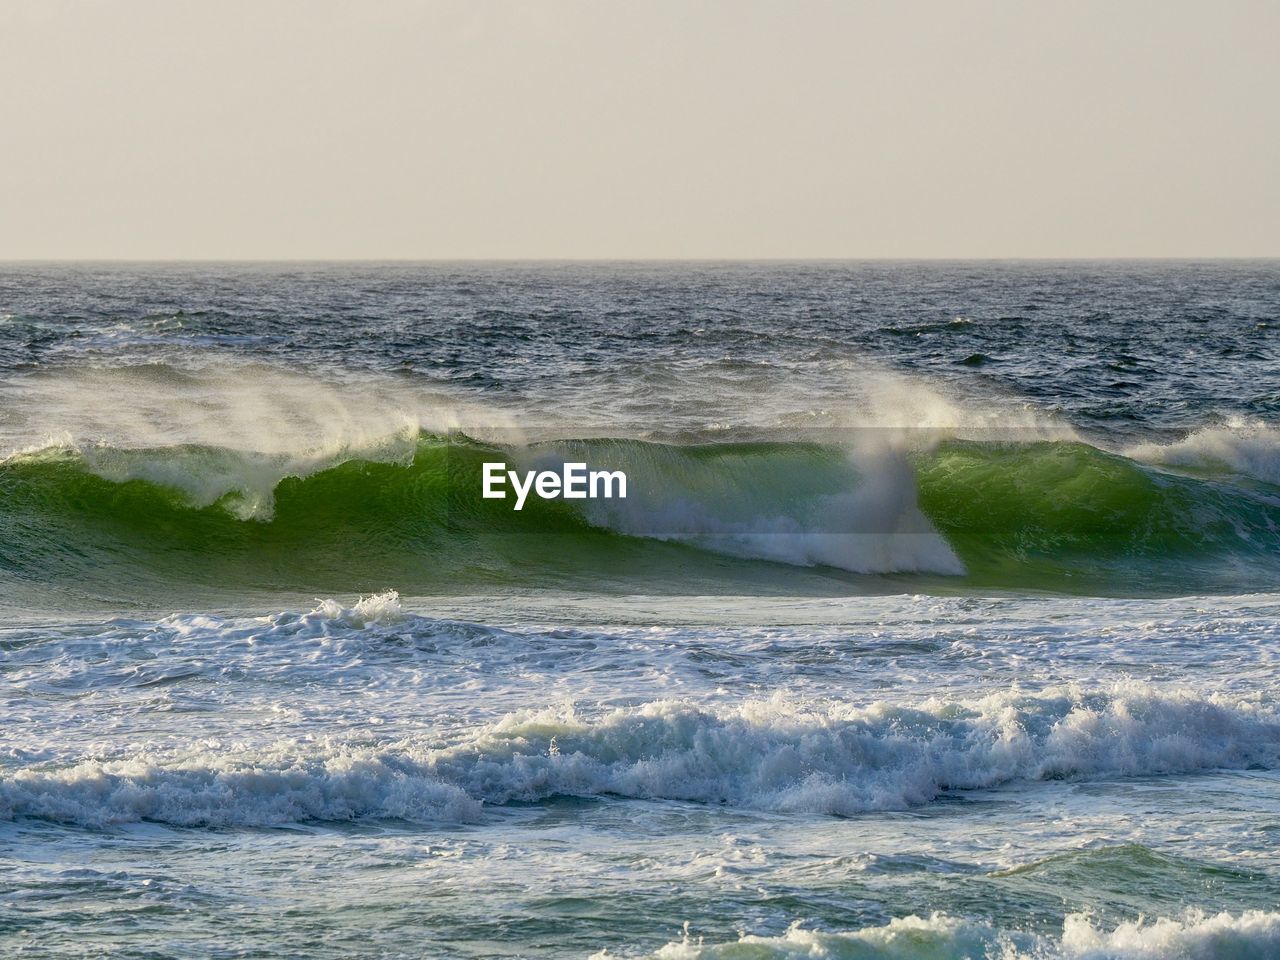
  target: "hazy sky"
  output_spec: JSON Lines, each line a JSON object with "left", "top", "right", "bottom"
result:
{"left": 3, "top": 0, "right": 1278, "bottom": 259}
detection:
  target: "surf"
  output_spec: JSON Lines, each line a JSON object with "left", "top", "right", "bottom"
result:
{"left": 3, "top": 677, "right": 1276, "bottom": 827}
{"left": 3, "top": 428, "right": 1280, "bottom": 602}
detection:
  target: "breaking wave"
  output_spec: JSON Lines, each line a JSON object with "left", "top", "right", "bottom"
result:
{"left": 649, "top": 909, "right": 1280, "bottom": 959}
{"left": 3, "top": 425, "right": 1280, "bottom": 597}
{"left": 3, "top": 682, "right": 1276, "bottom": 827}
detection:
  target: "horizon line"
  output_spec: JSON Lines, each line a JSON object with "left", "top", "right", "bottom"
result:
{"left": 2, "top": 255, "right": 1279, "bottom": 265}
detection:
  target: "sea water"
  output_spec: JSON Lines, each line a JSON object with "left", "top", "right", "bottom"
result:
{"left": 1, "top": 261, "right": 1278, "bottom": 958}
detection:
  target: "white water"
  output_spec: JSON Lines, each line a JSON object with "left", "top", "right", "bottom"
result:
{"left": 6, "top": 679, "right": 1274, "bottom": 828}
{"left": 650, "top": 909, "right": 1280, "bottom": 959}
{"left": 4, "top": 592, "right": 1280, "bottom": 957}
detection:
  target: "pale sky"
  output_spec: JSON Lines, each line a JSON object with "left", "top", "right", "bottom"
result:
{"left": 2, "top": 0, "right": 1278, "bottom": 259}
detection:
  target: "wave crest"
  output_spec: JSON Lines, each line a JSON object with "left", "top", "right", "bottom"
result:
{"left": 3, "top": 683, "right": 1275, "bottom": 827}
{"left": 650, "top": 909, "right": 1280, "bottom": 959}
{"left": 1128, "top": 418, "right": 1280, "bottom": 486}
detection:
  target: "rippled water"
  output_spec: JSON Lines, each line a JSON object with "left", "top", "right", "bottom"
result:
{"left": 1, "top": 262, "right": 1278, "bottom": 958}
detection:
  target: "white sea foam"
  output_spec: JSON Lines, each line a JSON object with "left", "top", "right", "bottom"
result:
{"left": 1057, "top": 909, "right": 1280, "bottom": 959}
{"left": 1128, "top": 418, "right": 1280, "bottom": 486}
{"left": 426, "top": 683, "right": 1280, "bottom": 815}
{"left": 649, "top": 909, "right": 1280, "bottom": 959}
{"left": 0, "top": 743, "right": 480, "bottom": 828}
{"left": 310, "top": 589, "right": 405, "bottom": 626}
{"left": 3, "top": 683, "right": 1275, "bottom": 827}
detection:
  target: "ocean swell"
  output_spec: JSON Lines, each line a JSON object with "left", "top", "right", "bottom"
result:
{"left": 4, "top": 430, "right": 1280, "bottom": 597}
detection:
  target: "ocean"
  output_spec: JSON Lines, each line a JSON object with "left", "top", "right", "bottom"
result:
{"left": 1, "top": 261, "right": 1278, "bottom": 958}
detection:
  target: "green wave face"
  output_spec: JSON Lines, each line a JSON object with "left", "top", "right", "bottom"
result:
{"left": 917, "top": 440, "right": 1280, "bottom": 591}
{"left": 3, "top": 435, "right": 1279, "bottom": 602}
